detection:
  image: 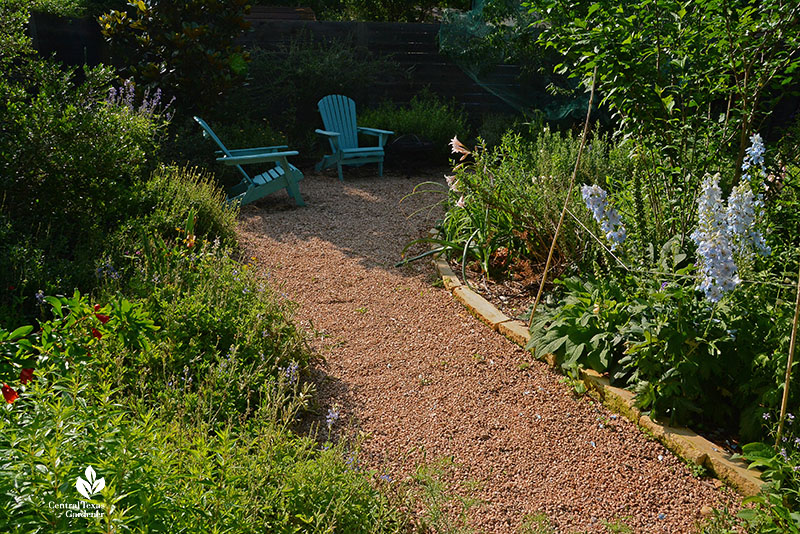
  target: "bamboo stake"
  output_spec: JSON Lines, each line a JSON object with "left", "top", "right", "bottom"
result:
{"left": 776, "top": 260, "right": 800, "bottom": 448}
{"left": 528, "top": 67, "right": 598, "bottom": 328}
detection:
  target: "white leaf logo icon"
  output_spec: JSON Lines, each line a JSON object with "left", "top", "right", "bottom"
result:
{"left": 76, "top": 466, "right": 105, "bottom": 499}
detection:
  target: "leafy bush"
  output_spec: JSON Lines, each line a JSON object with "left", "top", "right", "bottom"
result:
{"left": 528, "top": 267, "right": 796, "bottom": 436}
{"left": 30, "top": 0, "right": 124, "bottom": 17}
{"left": 117, "top": 165, "right": 240, "bottom": 251}
{"left": 529, "top": 0, "right": 800, "bottom": 250}
{"left": 360, "top": 91, "right": 470, "bottom": 157}
{"left": 99, "top": 0, "right": 250, "bottom": 113}
{"left": 0, "top": 4, "right": 166, "bottom": 322}
{"left": 0, "top": 338, "right": 402, "bottom": 533}
{"left": 0, "top": 238, "right": 404, "bottom": 532}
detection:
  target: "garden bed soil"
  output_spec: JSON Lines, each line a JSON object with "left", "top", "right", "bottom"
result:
{"left": 237, "top": 168, "right": 740, "bottom": 534}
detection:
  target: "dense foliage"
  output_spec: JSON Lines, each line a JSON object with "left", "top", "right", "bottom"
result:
{"left": 360, "top": 91, "right": 471, "bottom": 158}
{"left": 0, "top": 1, "right": 166, "bottom": 324}
{"left": 98, "top": 0, "right": 251, "bottom": 112}
{"left": 529, "top": 0, "right": 800, "bottom": 249}
{"left": 427, "top": 127, "right": 630, "bottom": 279}
{"left": 259, "top": 0, "right": 471, "bottom": 22}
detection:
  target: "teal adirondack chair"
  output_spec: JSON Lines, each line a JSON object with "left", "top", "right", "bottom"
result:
{"left": 315, "top": 95, "right": 393, "bottom": 181}
{"left": 194, "top": 116, "right": 305, "bottom": 207}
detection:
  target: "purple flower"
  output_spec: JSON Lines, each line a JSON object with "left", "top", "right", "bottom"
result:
{"left": 581, "top": 184, "right": 626, "bottom": 251}
{"left": 326, "top": 407, "right": 339, "bottom": 428}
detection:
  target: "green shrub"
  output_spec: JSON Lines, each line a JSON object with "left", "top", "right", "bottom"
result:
{"left": 30, "top": 0, "right": 124, "bottom": 17}
{"left": 0, "top": 5, "right": 167, "bottom": 321}
{"left": 527, "top": 265, "right": 796, "bottom": 436}
{"left": 360, "top": 90, "right": 471, "bottom": 157}
{"left": 116, "top": 165, "right": 240, "bottom": 252}
{"left": 0, "top": 370, "right": 403, "bottom": 533}
{"left": 101, "top": 237, "right": 308, "bottom": 420}
{"left": 99, "top": 0, "right": 250, "bottom": 113}
{"left": 0, "top": 275, "right": 403, "bottom": 533}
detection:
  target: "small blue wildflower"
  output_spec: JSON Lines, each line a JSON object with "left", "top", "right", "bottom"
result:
{"left": 284, "top": 361, "right": 299, "bottom": 385}
{"left": 35, "top": 290, "right": 45, "bottom": 305}
{"left": 657, "top": 513, "right": 666, "bottom": 520}
{"left": 763, "top": 412, "right": 771, "bottom": 421}
{"left": 788, "top": 413, "right": 796, "bottom": 424}
{"left": 379, "top": 474, "right": 392, "bottom": 482}
{"left": 326, "top": 407, "right": 339, "bottom": 428}
{"left": 780, "top": 448, "right": 789, "bottom": 461}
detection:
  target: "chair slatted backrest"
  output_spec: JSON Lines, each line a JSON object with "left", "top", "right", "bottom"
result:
{"left": 317, "top": 95, "right": 359, "bottom": 149}
{"left": 193, "top": 116, "right": 251, "bottom": 183}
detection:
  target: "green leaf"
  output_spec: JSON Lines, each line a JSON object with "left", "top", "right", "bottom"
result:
{"left": 8, "top": 325, "right": 33, "bottom": 341}
{"left": 45, "top": 296, "right": 64, "bottom": 318}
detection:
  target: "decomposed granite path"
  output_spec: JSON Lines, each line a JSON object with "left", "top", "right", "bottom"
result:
{"left": 237, "top": 168, "right": 739, "bottom": 534}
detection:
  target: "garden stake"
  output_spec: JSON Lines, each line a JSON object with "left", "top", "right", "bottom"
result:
{"left": 776, "top": 260, "right": 800, "bottom": 448}
{"left": 528, "top": 67, "right": 597, "bottom": 329}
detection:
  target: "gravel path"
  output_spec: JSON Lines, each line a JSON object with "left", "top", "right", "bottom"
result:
{"left": 237, "top": 168, "right": 738, "bottom": 534}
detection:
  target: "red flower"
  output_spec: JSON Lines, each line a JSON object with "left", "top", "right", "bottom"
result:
{"left": 95, "top": 313, "right": 110, "bottom": 324}
{"left": 2, "top": 384, "right": 18, "bottom": 404}
{"left": 19, "top": 368, "right": 34, "bottom": 385}
{"left": 92, "top": 328, "right": 103, "bottom": 340}
{"left": 94, "top": 304, "right": 102, "bottom": 312}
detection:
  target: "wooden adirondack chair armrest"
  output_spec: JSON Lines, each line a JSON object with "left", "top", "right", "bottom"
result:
{"left": 357, "top": 126, "right": 393, "bottom": 147}
{"left": 358, "top": 127, "right": 394, "bottom": 136}
{"left": 215, "top": 146, "right": 290, "bottom": 156}
{"left": 216, "top": 151, "right": 299, "bottom": 166}
{"left": 315, "top": 129, "right": 341, "bottom": 137}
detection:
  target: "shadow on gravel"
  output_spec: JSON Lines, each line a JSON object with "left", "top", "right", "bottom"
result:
{"left": 237, "top": 165, "right": 449, "bottom": 279}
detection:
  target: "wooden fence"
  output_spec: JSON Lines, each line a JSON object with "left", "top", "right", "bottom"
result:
{"left": 239, "top": 18, "right": 518, "bottom": 116}
{"left": 28, "top": 9, "right": 519, "bottom": 117}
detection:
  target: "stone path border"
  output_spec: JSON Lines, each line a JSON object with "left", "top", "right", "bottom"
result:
{"left": 430, "top": 248, "right": 764, "bottom": 497}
